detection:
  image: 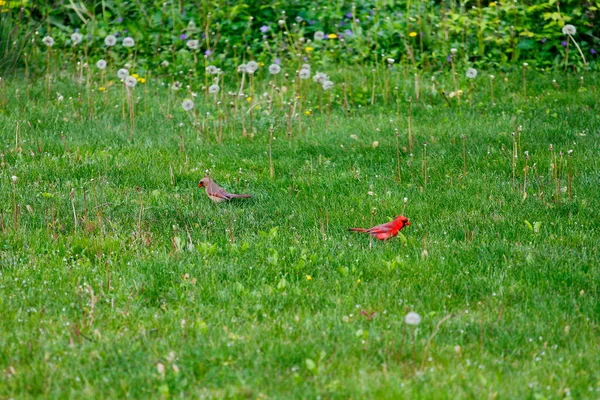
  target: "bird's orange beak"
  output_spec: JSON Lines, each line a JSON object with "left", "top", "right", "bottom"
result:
{"left": 198, "top": 181, "right": 204, "bottom": 188}
{"left": 405, "top": 220, "right": 410, "bottom": 226}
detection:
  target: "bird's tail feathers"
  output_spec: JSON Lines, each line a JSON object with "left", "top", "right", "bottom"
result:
{"left": 349, "top": 228, "right": 367, "bottom": 232}
{"left": 230, "top": 193, "right": 252, "bottom": 198}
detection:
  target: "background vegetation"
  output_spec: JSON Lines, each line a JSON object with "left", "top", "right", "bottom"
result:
{"left": 0, "top": 0, "right": 599, "bottom": 399}
{"left": 1, "top": 0, "right": 599, "bottom": 77}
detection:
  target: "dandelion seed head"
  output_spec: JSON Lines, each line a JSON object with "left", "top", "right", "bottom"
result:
{"left": 466, "top": 67, "right": 478, "bottom": 79}
{"left": 104, "top": 35, "right": 117, "bottom": 46}
{"left": 182, "top": 99, "right": 194, "bottom": 111}
{"left": 313, "top": 72, "right": 328, "bottom": 83}
{"left": 42, "top": 36, "right": 55, "bottom": 47}
{"left": 299, "top": 68, "right": 311, "bottom": 79}
{"left": 268, "top": 64, "right": 281, "bottom": 74}
{"left": 71, "top": 32, "right": 83, "bottom": 45}
{"left": 205, "top": 65, "right": 219, "bottom": 75}
{"left": 124, "top": 76, "right": 137, "bottom": 88}
{"left": 161, "top": 60, "right": 169, "bottom": 67}
{"left": 246, "top": 61, "right": 259, "bottom": 74}
{"left": 450, "top": 48, "right": 457, "bottom": 54}
{"left": 314, "top": 31, "right": 325, "bottom": 41}
{"left": 96, "top": 59, "right": 107, "bottom": 70}
{"left": 121, "top": 37, "right": 134, "bottom": 48}
{"left": 11, "top": 175, "right": 18, "bottom": 183}
{"left": 208, "top": 84, "right": 220, "bottom": 94}
{"left": 405, "top": 311, "right": 421, "bottom": 326}
{"left": 117, "top": 68, "right": 129, "bottom": 79}
{"left": 322, "top": 80, "right": 334, "bottom": 90}
{"left": 562, "top": 24, "right": 576, "bottom": 35}
{"left": 186, "top": 39, "right": 199, "bottom": 50}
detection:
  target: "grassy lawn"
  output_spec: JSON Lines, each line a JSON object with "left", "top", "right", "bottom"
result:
{"left": 0, "top": 72, "right": 599, "bottom": 399}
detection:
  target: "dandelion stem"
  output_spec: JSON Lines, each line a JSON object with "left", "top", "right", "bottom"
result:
{"left": 567, "top": 151, "right": 573, "bottom": 201}
{"left": 451, "top": 55, "right": 460, "bottom": 105}
{"left": 414, "top": 73, "right": 420, "bottom": 102}
{"left": 407, "top": 98, "right": 414, "bottom": 153}
{"left": 422, "top": 143, "right": 428, "bottom": 189}
{"left": 370, "top": 68, "right": 376, "bottom": 106}
{"left": 523, "top": 155, "right": 529, "bottom": 200}
{"left": 522, "top": 65, "right": 527, "bottom": 98}
{"left": 564, "top": 40, "right": 569, "bottom": 72}
{"left": 568, "top": 34, "right": 587, "bottom": 66}
{"left": 395, "top": 128, "right": 402, "bottom": 183}
{"left": 462, "top": 135, "right": 467, "bottom": 177}
{"left": 511, "top": 133, "right": 517, "bottom": 185}
{"left": 70, "top": 189, "right": 78, "bottom": 230}
{"left": 11, "top": 180, "right": 19, "bottom": 230}
{"left": 269, "top": 124, "right": 275, "bottom": 178}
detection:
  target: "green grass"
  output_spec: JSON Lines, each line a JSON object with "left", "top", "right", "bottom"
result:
{"left": 0, "top": 71, "right": 599, "bottom": 399}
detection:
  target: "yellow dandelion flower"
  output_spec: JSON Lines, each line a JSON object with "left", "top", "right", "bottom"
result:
{"left": 304, "top": 110, "right": 312, "bottom": 115}
{"left": 131, "top": 73, "right": 139, "bottom": 79}
{"left": 258, "top": 62, "right": 265, "bottom": 67}
{"left": 246, "top": 97, "right": 252, "bottom": 102}
{"left": 357, "top": 279, "right": 361, "bottom": 283}
{"left": 327, "top": 33, "right": 337, "bottom": 39}
{"left": 305, "top": 46, "right": 314, "bottom": 52}
{"left": 409, "top": 31, "right": 417, "bottom": 38}
{"left": 306, "top": 275, "right": 312, "bottom": 280}
{"left": 137, "top": 77, "right": 146, "bottom": 83}
{"left": 99, "top": 86, "right": 106, "bottom": 92}
{"left": 489, "top": 1, "right": 496, "bottom": 6}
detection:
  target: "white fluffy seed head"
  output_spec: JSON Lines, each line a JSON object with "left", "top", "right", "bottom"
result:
{"left": 104, "top": 35, "right": 117, "bottom": 46}
{"left": 405, "top": 312, "right": 421, "bottom": 326}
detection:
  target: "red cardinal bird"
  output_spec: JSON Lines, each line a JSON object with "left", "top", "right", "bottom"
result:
{"left": 349, "top": 215, "right": 410, "bottom": 240}
{"left": 198, "top": 176, "right": 252, "bottom": 203}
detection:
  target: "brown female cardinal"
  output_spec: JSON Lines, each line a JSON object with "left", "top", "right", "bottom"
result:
{"left": 349, "top": 215, "right": 410, "bottom": 240}
{"left": 198, "top": 176, "right": 252, "bottom": 203}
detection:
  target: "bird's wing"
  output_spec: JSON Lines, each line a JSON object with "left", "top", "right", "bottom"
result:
{"left": 206, "top": 181, "right": 232, "bottom": 200}
{"left": 367, "top": 225, "right": 392, "bottom": 234}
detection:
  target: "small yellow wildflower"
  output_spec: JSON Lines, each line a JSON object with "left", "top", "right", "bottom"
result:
{"left": 258, "top": 62, "right": 265, "bottom": 67}
{"left": 304, "top": 110, "right": 312, "bottom": 116}
{"left": 409, "top": 31, "right": 417, "bottom": 38}
{"left": 306, "top": 275, "right": 312, "bottom": 280}
{"left": 131, "top": 73, "right": 139, "bottom": 79}
{"left": 246, "top": 97, "right": 252, "bottom": 102}
{"left": 489, "top": 1, "right": 496, "bottom": 6}
{"left": 137, "top": 77, "right": 146, "bottom": 83}
{"left": 357, "top": 279, "right": 361, "bottom": 283}
{"left": 305, "top": 46, "right": 314, "bottom": 52}
{"left": 327, "top": 33, "right": 337, "bottom": 39}
{"left": 99, "top": 86, "right": 106, "bottom": 92}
